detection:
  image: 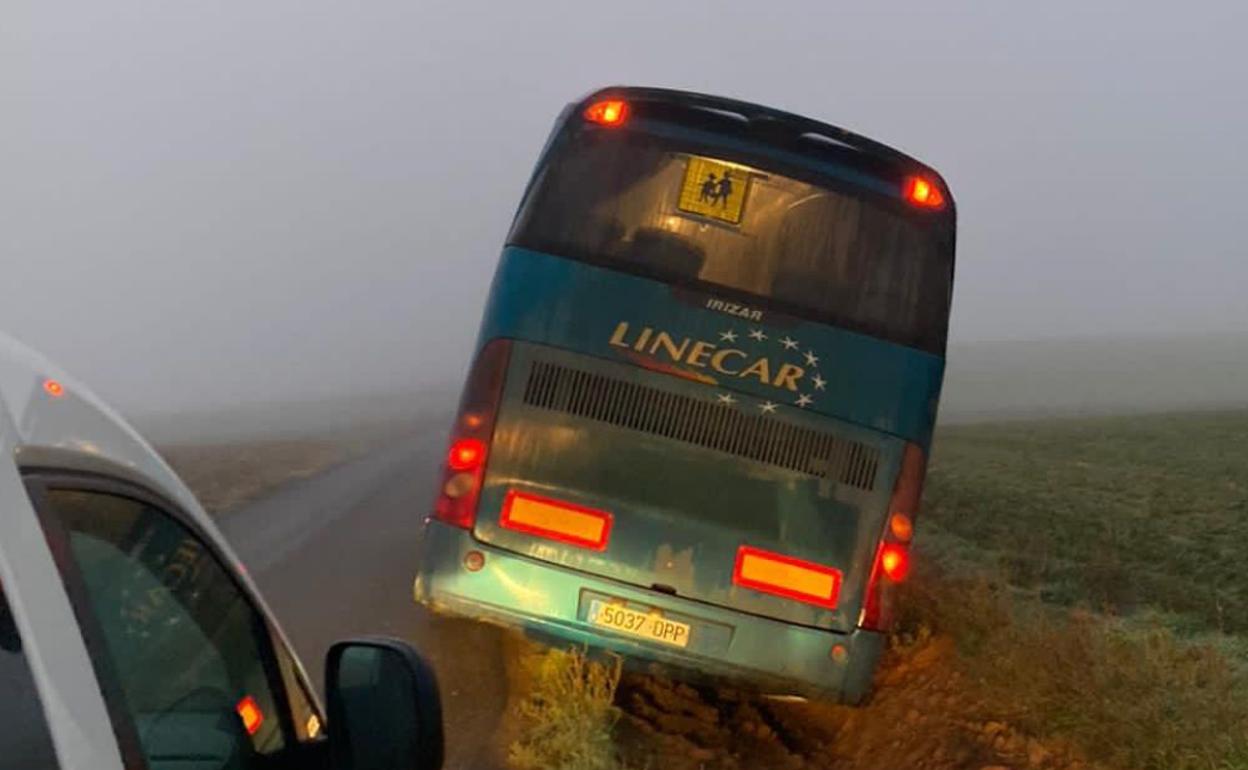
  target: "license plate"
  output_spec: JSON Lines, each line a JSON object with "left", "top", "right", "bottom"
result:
{"left": 588, "top": 600, "right": 691, "bottom": 648}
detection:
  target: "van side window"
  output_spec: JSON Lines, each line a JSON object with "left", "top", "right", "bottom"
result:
{"left": 40, "top": 488, "right": 294, "bottom": 769}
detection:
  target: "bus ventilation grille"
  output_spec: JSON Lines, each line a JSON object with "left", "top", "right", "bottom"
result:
{"left": 522, "top": 361, "right": 881, "bottom": 491}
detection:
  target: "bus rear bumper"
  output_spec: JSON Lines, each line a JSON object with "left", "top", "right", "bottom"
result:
{"left": 413, "top": 520, "right": 883, "bottom": 704}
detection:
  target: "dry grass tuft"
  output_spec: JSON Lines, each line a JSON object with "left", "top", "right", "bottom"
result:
{"left": 508, "top": 647, "right": 629, "bottom": 770}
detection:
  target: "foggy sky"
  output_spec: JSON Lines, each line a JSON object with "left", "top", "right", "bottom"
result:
{"left": 3, "top": 1, "right": 1246, "bottom": 417}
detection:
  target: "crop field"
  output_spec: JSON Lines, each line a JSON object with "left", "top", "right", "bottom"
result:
{"left": 923, "top": 410, "right": 1248, "bottom": 633}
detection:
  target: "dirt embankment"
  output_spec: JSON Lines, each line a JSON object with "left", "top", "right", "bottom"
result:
{"left": 613, "top": 633, "right": 1092, "bottom": 770}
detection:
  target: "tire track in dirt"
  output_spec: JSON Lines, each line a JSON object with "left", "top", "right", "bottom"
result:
{"left": 613, "top": 633, "right": 1097, "bottom": 770}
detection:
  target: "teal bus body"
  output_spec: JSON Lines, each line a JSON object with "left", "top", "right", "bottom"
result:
{"left": 477, "top": 247, "right": 944, "bottom": 448}
{"left": 415, "top": 87, "right": 955, "bottom": 702}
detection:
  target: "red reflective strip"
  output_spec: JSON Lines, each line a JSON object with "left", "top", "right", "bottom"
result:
{"left": 499, "top": 490, "right": 613, "bottom": 551}
{"left": 732, "top": 545, "right": 842, "bottom": 609}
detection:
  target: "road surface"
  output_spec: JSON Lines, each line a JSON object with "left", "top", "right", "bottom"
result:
{"left": 220, "top": 434, "right": 512, "bottom": 770}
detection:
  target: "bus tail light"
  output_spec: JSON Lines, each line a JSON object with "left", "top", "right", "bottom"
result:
{"left": 860, "top": 443, "right": 926, "bottom": 631}
{"left": 879, "top": 543, "right": 910, "bottom": 581}
{"left": 433, "top": 339, "right": 512, "bottom": 530}
{"left": 903, "top": 175, "right": 945, "bottom": 209}
{"left": 584, "top": 99, "right": 629, "bottom": 127}
{"left": 732, "top": 545, "right": 842, "bottom": 609}
{"left": 500, "top": 491, "right": 613, "bottom": 550}
{"left": 447, "top": 438, "right": 486, "bottom": 472}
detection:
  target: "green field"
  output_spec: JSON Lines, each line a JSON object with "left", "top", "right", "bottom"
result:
{"left": 922, "top": 410, "right": 1248, "bottom": 633}
{"left": 909, "top": 410, "right": 1248, "bottom": 770}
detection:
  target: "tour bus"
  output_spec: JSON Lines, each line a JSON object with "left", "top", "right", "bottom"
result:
{"left": 415, "top": 86, "right": 956, "bottom": 702}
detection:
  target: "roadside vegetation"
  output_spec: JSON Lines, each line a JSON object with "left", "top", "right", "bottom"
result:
{"left": 911, "top": 409, "right": 1248, "bottom": 770}
{"left": 507, "top": 647, "right": 627, "bottom": 770}
{"left": 159, "top": 425, "right": 409, "bottom": 514}
{"left": 508, "top": 410, "right": 1248, "bottom": 770}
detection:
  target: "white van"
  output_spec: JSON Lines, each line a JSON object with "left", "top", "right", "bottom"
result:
{"left": 0, "top": 334, "right": 443, "bottom": 770}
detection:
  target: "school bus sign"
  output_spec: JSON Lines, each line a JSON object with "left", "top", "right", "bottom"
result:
{"left": 677, "top": 156, "right": 750, "bottom": 225}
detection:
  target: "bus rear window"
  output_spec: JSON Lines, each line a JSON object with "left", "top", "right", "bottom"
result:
{"left": 509, "top": 131, "right": 954, "bottom": 352}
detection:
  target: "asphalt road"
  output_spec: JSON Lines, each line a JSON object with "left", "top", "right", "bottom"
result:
{"left": 220, "top": 434, "right": 512, "bottom": 770}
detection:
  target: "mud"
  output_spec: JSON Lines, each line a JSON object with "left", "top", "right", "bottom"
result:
{"left": 614, "top": 634, "right": 1095, "bottom": 770}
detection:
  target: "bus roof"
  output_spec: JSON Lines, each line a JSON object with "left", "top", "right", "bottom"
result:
{"left": 568, "top": 86, "right": 954, "bottom": 211}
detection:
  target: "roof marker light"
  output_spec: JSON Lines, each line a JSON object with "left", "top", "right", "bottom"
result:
{"left": 43, "top": 379, "right": 65, "bottom": 398}
{"left": 584, "top": 99, "right": 629, "bottom": 127}
{"left": 903, "top": 175, "right": 945, "bottom": 209}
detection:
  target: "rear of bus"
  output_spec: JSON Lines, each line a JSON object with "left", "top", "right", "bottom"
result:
{"left": 414, "top": 87, "right": 955, "bottom": 702}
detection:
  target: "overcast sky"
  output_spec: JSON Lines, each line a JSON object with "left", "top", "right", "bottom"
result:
{"left": 2, "top": 1, "right": 1245, "bottom": 416}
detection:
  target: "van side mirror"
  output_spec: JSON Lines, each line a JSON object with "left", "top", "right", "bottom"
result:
{"left": 326, "top": 638, "right": 444, "bottom": 770}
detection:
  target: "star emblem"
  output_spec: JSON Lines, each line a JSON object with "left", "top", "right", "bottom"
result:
{"left": 719, "top": 329, "right": 738, "bottom": 343}
{"left": 780, "top": 337, "right": 799, "bottom": 351}
{"left": 716, "top": 393, "right": 737, "bottom": 406}
{"left": 795, "top": 393, "right": 813, "bottom": 408}
{"left": 759, "top": 401, "right": 778, "bottom": 414}
{"left": 812, "top": 373, "right": 827, "bottom": 391}
{"left": 748, "top": 328, "right": 767, "bottom": 342}
{"left": 804, "top": 350, "right": 819, "bottom": 367}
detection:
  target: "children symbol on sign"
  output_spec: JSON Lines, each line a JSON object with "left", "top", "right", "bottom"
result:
{"left": 699, "top": 172, "right": 718, "bottom": 203}
{"left": 698, "top": 170, "right": 735, "bottom": 207}
{"left": 715, "top": 171, "right": 734, "bottom": 207}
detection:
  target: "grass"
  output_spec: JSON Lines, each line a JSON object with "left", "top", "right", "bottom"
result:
{"left": 160, "top": 439, "right": 346, "bottom": 514}
{"left": 922, "top": 410, "right": 1248, "bottom": 632}
{"left": 907, "top": 409, "right": 1248, "bottom": 769}
{"left": 507, "top": 647, "right": 628, "bottom": 770}
{"left": 158, "top": 428, "right": 402, "bottom": 515}
{"left": 897, "top": 569, "right": 1248, "bottom": 770}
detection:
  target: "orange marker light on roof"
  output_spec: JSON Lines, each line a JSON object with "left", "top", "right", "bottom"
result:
{"left": 584, "top": 99, "right": 629, "bottom": 127}
{"left": 43, "top": 379, "right": 65, "bottom": 398}
{"left": 903, "top": 175, "right": 945, "bottom": 209}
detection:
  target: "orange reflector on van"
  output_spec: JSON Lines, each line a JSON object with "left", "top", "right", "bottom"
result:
{"left": 733, "top": 546, "right": 842, "bottom": 609}
{"left": 500, "top": 491, "right": 613, "bottom": 551}
{"left": 236, "top": 695, "right": 264, "bottom": 735}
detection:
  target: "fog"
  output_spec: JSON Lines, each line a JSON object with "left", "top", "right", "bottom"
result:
{"left": 3, "top": 1, "right": 1246, "bottom": 436}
